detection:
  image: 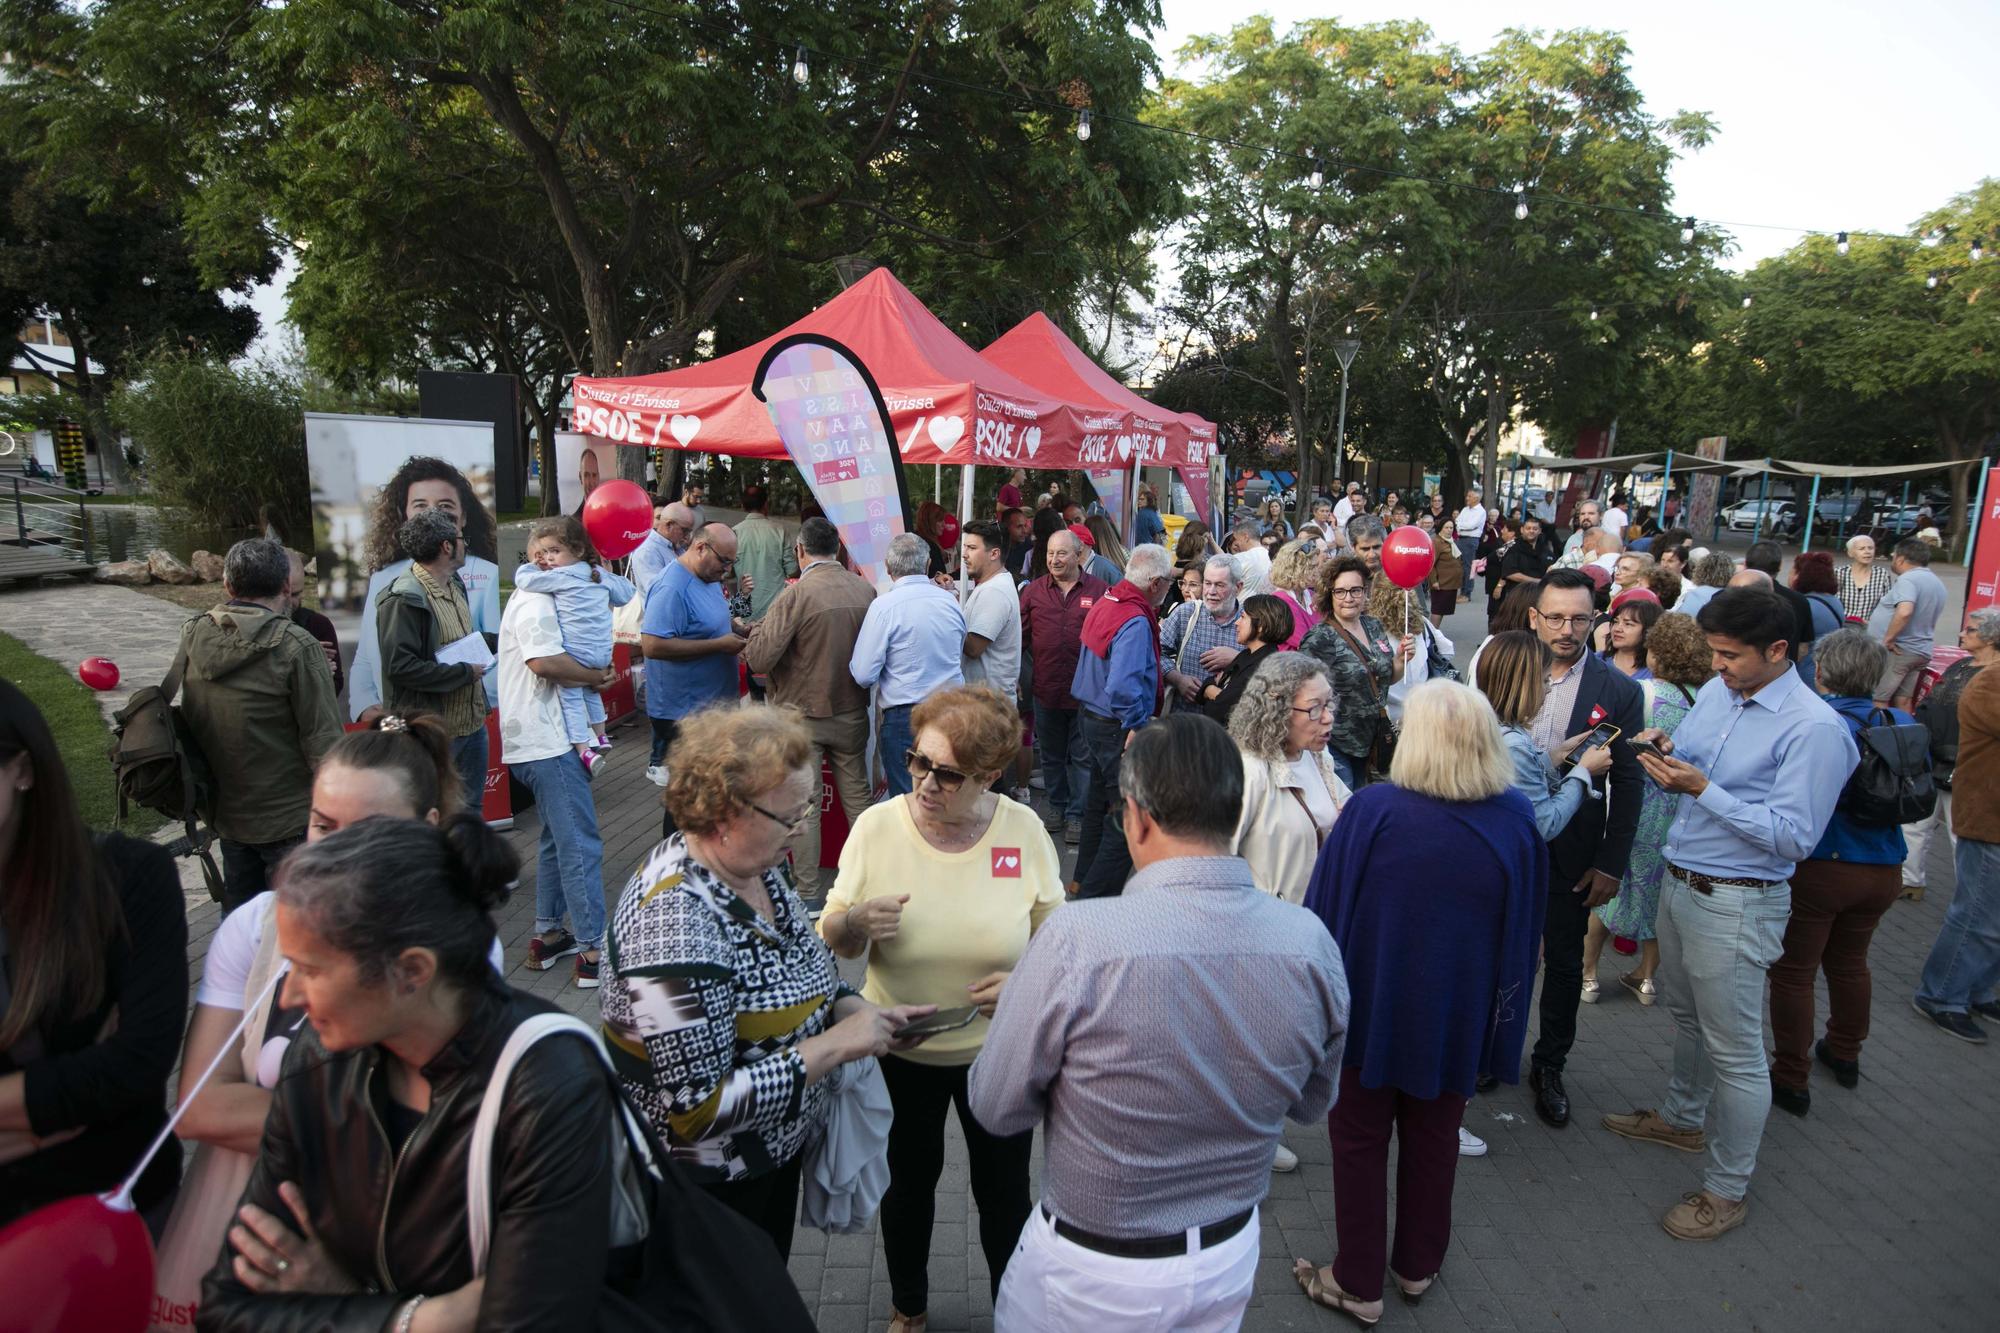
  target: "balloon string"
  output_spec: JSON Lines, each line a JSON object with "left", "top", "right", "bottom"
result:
{"left": 109, "top": 966, "right": 287, "bottom": 1209}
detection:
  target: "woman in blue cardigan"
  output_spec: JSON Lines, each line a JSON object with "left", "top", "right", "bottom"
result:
{"left": 1293, "top": 680, "right": 1546, "bottom": 1326}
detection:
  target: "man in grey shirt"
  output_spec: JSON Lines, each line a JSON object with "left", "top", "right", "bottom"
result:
{"left": 1868, "top": 537, "right": 1949, "bottom": 709}
{"left": 969, "top": 713, "right": 1349, "bottom": 1332}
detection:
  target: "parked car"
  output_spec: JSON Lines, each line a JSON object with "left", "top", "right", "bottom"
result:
{"left": 1723, "top": 499, "right": 1797, "bottom": 534}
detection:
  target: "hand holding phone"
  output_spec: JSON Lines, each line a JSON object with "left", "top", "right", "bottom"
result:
{"left": 1626, "top": 736, "right": 1667, "bottom": 762}
{"left": 893, "top": 1004, "right": 980, "bottom": 1041}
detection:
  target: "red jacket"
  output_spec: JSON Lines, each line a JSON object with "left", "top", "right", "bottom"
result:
{"left": 1019, "top": 571, "right": 1109, "bottom": 709}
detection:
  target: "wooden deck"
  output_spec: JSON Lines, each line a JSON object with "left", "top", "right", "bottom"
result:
{"left": 0, "top": 544, "right": 95, "bottom": 584}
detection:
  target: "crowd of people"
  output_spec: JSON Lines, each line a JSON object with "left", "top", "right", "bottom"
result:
{"left": 3, "top": 469, "right": 1992, "bottom": 1333}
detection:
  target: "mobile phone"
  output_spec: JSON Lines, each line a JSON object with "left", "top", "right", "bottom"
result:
{"left": 1559, "top": 722, "right": 1621, "bottom": 771}
{"left": 1627, "top": 736, "right": 1667, "bottom": 761}
{"left": 894, "top": 1005, "right": 980, "bottom": 1040}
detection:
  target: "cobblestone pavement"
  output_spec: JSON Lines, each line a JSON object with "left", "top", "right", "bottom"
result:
{"left": 66, "top": 546, "right": 1989, "bottom": 1333}
{"left": 0, "top": 580, "right": 197, "bottom": 726}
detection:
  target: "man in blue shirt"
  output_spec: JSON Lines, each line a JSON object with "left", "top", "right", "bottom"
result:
{"left": 640, "top": 524, "right": 745, "bottom": 815}
{"left": 1604, "top": 587, "right": 1857, "bottom": 1241}
{"left": 1070, "top": 542, "right": 1176, "bottom": 898}
{"left": 629, "top": 501, "right": 696, "bottom": 602}
{"left": 850, "top": 532, "right": 967, "bottom": 795}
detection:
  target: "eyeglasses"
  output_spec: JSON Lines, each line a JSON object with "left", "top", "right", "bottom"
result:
{"left": 696, "top": 542, "right": 735, "bottom": 569}
{"left": 747, "top": 799, "right": 812, "bottom": 833}
{"left": 1291, "top": 701, "right": 1334, "bottom": 720}
{"left": 905, "top": 750, "right": 971, "bottom": 793}
{"left": 1537, "top": 613, "right": 1595, "bottom": 629}
{"left": 1331, "top": 586, "right": 1368, "bottom": 599}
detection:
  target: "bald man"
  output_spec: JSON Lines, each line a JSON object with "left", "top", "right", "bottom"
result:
{"left": 641, "top": 523, "right": 747, "bottom": 798}
{"left": 631, "top": 501, "right": 697, "bottom": 602}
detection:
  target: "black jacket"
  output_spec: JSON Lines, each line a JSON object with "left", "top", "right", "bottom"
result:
{"left": 1205, "top": 640, "right": 1283, "bottom": 729}
{"left": 1, "top": 834, "right": 187, "bottom": 1223}
{"left": 199, "top": 984, "right": 615, "bottom": 1332}
{"left": 1547, "top": 653, "right": 1646, "bottom": 885}
{"left": 1918, "top": 657, "right": 1983, "bottom": 786}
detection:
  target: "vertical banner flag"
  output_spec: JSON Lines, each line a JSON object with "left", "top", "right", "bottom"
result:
{"left": 1965, "top": 465, "right": 2000, "bottom": 616}
{"left": 753, "top": 335, "right": 914, "bottom": 585}
{"left": 1686, "top": 436, "right": 1727, "bottom": 540}
{"left": 1084, "top": 469, "right": 1126, "bottom": 526}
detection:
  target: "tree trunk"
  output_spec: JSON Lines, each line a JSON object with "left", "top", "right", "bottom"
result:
{"left": 1480, "top": 368, "right": 1507, "bottom": 498}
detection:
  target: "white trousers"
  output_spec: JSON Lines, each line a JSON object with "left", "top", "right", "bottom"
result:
{"left": 1903, "top": 789, "right": 1955, "bottom": 888}
{"left": 993, "top": 1203, "right": 1259, "bottom": 1332}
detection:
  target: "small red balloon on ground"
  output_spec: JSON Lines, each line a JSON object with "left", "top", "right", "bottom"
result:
{"left": 78, "top": 657, "right": 121, "bottom": 691}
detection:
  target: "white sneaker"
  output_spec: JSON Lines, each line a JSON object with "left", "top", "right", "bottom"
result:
{"left": 1271, "top": 1142, "right": 1299, "bottom": 1172}
{"left": 1458, "top": 1126, "right": 1488, "bottom": 1157}
{"left": 645, "top": 765, "right": 669, "bottom": 787}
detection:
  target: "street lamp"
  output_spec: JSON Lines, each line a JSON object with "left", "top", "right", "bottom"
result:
{"left": 1332, "top": 337, "right": 1360, "bottom": 479}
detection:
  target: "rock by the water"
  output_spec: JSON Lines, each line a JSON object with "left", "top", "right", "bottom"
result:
{"left": 146, "top": 548, "right": 198, "bottom": 585}
{"left": 190, "top": 549, "right": 226, "bottom": 582}
{"left": 96, "top": 560, "right": 153, "bottom": 586}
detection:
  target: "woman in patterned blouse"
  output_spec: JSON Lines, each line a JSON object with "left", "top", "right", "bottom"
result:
{"left": 1838, "top": 533, "right": 1895, "bottom": 623}
{"left": 1299, "top": 555, "right": 1413, "bottom": 789}
{"left": 601, "top": 704, "right": 937, "bottom": 1259}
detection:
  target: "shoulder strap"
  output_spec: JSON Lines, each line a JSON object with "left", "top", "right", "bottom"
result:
{"left": 1331, "top": 622, "right": 1383, "bottom": 700}
{"left": 163, "top": 632, "right": 193, "bottom": 702}
{"left": 1640, "top": 677, "right": 1658, "bottom": 721}
{"left": 240, "top": 897, "right": 286, "bottom": 1082}
{"left": 466, "top": 1012, "right": 660, "bottom": 1276}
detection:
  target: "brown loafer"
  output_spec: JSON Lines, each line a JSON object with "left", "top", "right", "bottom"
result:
{"left": 1662, "top": 1189, "right": 1747, "bottom": 1241}
{"left": 888, "top": 1310, "right": 928, "bottom": 1333}
{"left": 1601, "top": 1108, "right": 1705, "bottom": 1153}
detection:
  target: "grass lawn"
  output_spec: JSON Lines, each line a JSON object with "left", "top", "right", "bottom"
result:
{"left": 0, "top": 631, "right": 165, "bottom": 837}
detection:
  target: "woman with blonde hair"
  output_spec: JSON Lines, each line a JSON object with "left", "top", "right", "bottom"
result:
{"left": 1475, "top": 631, "right": 1614, "bottom": 841}
{"left": 1294, "top": 681, "right": 1544, "bottom": 1323}
{"left": 1266, "top": 540, "right": 1321, "bottom": 649}
{"left": 820, "top": 686, "right": 1062, "bottom": 1331}
{"left": 602, "top": 704, "right": 940, "bottom": 1259}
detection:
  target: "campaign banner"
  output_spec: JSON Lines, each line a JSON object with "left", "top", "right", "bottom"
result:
{"left": 1686, "top": 436, "right": 1727, "bottom": 541}
{"left": 1084, "top": 468, "right": 1126, "bottom": 525}
{"left": 552, "top": 431, "right": 610, "bottom": 517}
{"left": 752, "top": 336, "right": 913, "bottom": 583}
{"left": 1964, "top": 465, "right": 2000, "bottom": 615}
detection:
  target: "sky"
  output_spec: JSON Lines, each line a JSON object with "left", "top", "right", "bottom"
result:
{"left": 1154, "top": 0, "right": 2000, "bottom": 270}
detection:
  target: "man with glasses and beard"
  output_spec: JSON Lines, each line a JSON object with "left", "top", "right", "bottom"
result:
{"left": 1498, "top": 568, "right": 1644, "bottom": 1129}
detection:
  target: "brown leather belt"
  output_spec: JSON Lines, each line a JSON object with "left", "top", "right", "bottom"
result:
{"left": 1667, "top": 861, "right": 1783, "bottom": 895}
{"left": 1043, "top": 1204, "right": 1254, "bottom": 1259}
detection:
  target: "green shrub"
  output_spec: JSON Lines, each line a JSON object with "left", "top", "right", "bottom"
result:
{"left": 111, "top": 352, "right": 308, "bottom": 539}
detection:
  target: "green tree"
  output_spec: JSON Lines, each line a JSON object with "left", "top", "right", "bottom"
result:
{"left": 111, "top": 352, "right": 309, "bottom": 538}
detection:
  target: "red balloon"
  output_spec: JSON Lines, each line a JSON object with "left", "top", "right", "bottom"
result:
{"left": 937, "top": 514, "right": 960, "bottom": 550}
{"left": 0, "top": 1193, "right": 157, "bottom": 1333}
{"left": 580, "top": 479, "right": 655, "bottom": 560}
{"left": 1381, "top": 525, "right": 1438, "bottom": 589}
{"left": 78, "top": 657, "right": 121, "bottom": 691}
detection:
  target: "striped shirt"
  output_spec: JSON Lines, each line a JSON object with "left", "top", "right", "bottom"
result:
{"left": 1837, "top": 561, "right": 1895, "bottom": 623}
{"left": 1159, "top": 597, "right": 1241, "bottom": 685}
{"left": 968, "top": 855, "right": 1348, "bottom": 1237}
{"left": 602, "top": 835, "right": 857, "bottom": 1183}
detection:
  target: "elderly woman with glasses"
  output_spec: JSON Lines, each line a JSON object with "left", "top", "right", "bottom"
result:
{"left": 602, "top": 704, "right": 939, "bottom": 1260}
{"left": 1228, "top": 652, "right": 1351, "bottom": 908}
{"left": 820, "top": 686, "right": 1064, "bottom": 1333}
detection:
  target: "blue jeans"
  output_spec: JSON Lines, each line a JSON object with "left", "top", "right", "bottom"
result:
{"left": 511, "top": 750, "right": 606, "bottom": 948}
{"left": 451, "top": 724, "right": 490, "bottom": 822}
{"left": 1032, "top": 701, "right": 1090, "bottom": 821}
{"left": 650, "top": 716, "right": 678, "bottom": 767}
{"left": 1916, "top": 836, "right": 2000, "bottom": 1014}
{"left": 1328, "top": 750, "right": 1362, "bottom": 791}
{"left": 880, "top": 704, "right": 917, "bottom": 796}
{"left": 1656, "top": 870, "right": 1791, "bottom": 1201}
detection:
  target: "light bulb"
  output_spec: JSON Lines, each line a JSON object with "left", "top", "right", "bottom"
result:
{"left": 1589, "top": 309, "right": 1599, "bottom": 321}
{"left": 1927, "top": 273, "right": 1939, "bottom": 289}
{"left": 1681, "top": 217, "right": 1695, "bottom": 243}
{"left": 792, "top": 47, "right": 809, "bottom": 86}
{"left": 1076, "top": 109, "right": 1092, "bottom": 142}
{"left": 1975, "top": 237, "right": 1987, "bottom": 262}
{"left": 1309, "top": 160, "right": 1323, "bottom": 190}
{"left": 1514, "top": 191, "right": 1528, "bottom": 221}
{"left": 1836, "top": 231, "right": 1849, "bottom": 256}
{"left": 1742, "top": 295, "right": 1753, "bottom": 309}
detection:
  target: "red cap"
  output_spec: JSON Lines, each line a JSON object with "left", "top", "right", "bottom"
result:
{"left": 1068, "top": 522, "right": 1096, "bottom": 549}
{"left": 1610, "top": 585, "right": 1662, "bottom": 614}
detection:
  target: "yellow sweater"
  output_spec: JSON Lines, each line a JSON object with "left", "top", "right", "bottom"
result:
{"left": 822, "top": 795, "right": 1063, "bottom": 1065}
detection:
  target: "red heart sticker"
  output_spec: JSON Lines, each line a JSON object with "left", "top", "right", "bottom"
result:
{"left": 991, "top": 848, "right": 1022, "bottom": 878}
{"left": 1588, "top": 704, "right": 1607, "bottom": 726}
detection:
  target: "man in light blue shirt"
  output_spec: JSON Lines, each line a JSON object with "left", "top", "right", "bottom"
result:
{"left": 1604, "top": 587, "right": 1856, "bottom": 1242}
{"left": 640, "top": 524, "right": 745, "bottom": 805}
{"left": 850, "top": 532, "right": 966, "bottom": 795}
{"left": 628, "top": 501, "right": 695, "bottom": 602}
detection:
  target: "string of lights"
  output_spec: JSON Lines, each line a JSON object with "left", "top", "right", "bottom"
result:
{"left": 596, "top": 0, "right": 1990, "bottom": 266}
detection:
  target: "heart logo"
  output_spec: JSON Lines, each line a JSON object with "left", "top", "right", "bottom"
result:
{"left": 991, "top": 848, "right": 1022, "bottom": 878}
{"left": 1116, "top": 435, "right": 1131, "bottom": 461}
{"left": 928, "top": 415, "right": 964, "bottom": 449}
{"left": 1023, "top": 427, "right": 1042, "bottom": 458}
{"left": 670, "top": 414, "right": 701, "bottom": 446}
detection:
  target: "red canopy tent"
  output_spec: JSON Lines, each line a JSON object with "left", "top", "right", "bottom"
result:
{"left": 569, "top": 267, "right": 1130, "bottom": 473}
{"left": 982, "top": 312, "right": 1220, "bottom": 527}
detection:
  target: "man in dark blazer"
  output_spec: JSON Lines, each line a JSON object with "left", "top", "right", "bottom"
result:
{"left": 1518, "top": 567, "right": 1645, "bottom": 1126}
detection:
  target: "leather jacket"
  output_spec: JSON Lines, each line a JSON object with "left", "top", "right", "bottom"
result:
{"left": 198, "top": 983, "right": 615, "bottom": 1332}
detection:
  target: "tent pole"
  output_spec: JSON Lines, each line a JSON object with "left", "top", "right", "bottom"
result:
{"left": 1660, "top": 449, "right": 1675, "bottom": 525}
{"left": 1756, "top": 466, "right": 1771, "bottom": 539}
{"left": 934, "top": 463, "right": 942, "bottom": 505}
{"left": 1801, "top": 474, "right": 1823, "bottom": 553}
{"left": 1899, "top": 478, "right": 1911, "bottom": 535}
{"left": 958, "top": 463, "right": 975, "bottom": 598}
{"left": 1125, "top": 456, "right": 1141, "bottom": 548}
{"left": 1964, "top": 459, "right": 1992, "bottom": 573}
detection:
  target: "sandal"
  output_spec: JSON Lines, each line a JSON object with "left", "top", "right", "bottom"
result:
{"left": 1389, "top": 1268, "right": 1435, "bottom": 1304}
{"left": 1581, "top": 972, "right": 1601, "bottom": 1004}
{"left": 1292, "top": 1259, "right": 1383, "bottom": 1326}
{"left": 888, "top": 1312, "right": 928, "bottom": 1333}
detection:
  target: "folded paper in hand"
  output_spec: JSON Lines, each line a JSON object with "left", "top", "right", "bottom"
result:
{"left": 437, "top": 632, "right": 495, "bottom": 670}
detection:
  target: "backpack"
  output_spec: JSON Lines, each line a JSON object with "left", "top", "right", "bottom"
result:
{"left": 1840, "top": 707, "right": 1937, "bottom": 827}
{"left": 109, "top": 639, "right": 224, "bottom": 902}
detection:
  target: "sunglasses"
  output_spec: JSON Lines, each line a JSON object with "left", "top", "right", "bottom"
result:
{"left": 905, "top": 749, "right": 971, "bottom": 793}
